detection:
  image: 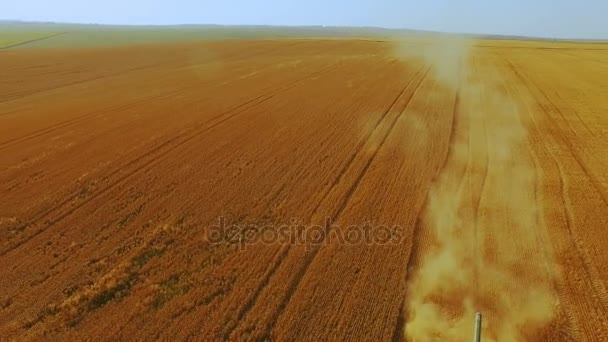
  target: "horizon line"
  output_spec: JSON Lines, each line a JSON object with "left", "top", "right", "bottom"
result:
{"left": 1, "top": 18, "right": 607, "bottom": 42}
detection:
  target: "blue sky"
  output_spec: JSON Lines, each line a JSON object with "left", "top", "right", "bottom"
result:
{"left": 4, "top": 0, "right": 608, "bottom": 39}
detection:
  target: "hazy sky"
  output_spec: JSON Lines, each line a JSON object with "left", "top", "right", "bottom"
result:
{"left": 4, "top": 0, "right": 608, "bottom": 39}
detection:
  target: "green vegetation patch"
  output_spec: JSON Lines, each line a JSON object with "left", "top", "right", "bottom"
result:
{"left": 152, "top": 273, "right": 192, "bottom": 309}
{"left": 0, "top": 29, "right": 63, "bottom": 48}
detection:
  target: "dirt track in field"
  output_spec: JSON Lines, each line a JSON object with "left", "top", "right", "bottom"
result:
{"left": 1, "top": 38, "right": 608, "bottom": 341}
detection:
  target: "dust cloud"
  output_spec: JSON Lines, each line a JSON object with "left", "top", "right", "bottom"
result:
{"left": 394, "top": 37, "right": 559, "bottom": 341}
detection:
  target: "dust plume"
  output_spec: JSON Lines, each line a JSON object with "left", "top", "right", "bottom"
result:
{"left": 393, "top": 35, "right": 472, "bottom": 90}
{"left": 395, "top": 37, "right": 559, "bottom": 341}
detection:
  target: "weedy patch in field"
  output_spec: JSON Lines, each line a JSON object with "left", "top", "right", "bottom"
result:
{"left": 87, "top": 273, "right": 138, "bottom": 312}
{"left": 152, "top": 273, "right": 192, "bottom": 309}
{"left": 132, "top": 247, "right": 165, "bottom": 268}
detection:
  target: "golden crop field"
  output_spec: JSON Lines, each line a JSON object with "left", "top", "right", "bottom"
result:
{"left": 0, "top": 37, "right": 607, "bottom": 341}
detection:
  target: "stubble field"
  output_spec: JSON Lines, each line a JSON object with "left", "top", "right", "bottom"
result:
{"left": 1, "top": 37, "right": 607, "bottom": 341}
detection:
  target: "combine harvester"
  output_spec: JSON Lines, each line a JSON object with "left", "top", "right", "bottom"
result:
{"left": 474, "top": 312, "right": 482, "bottom": 342}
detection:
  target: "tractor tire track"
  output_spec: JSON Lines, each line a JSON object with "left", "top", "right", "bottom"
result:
{"left": 221, "top": 64, "right": 424, "bottom": 340}
{"left": 555, "top": 155, "right": 608, "bottom": 335}
{"left": 396, "top": 89, "right": 460, "bottom": 342}
{"left": 506, "top": 60, "right": 608, "bottom": 208}
{"left": 261, "top": 67, "right": 430, "bottom": 339}
{"left": 472, "top": 103, "right": 488, "bottom": 280}
{"left": 508, "top": 64, "right": 608, "bottom": 337}
{"left": 403, "top": 88, "right": 461, "bottom": 276}
{"left": 309, "top": 66, "right": 424, "bottom": 219}
{"left": 524, "top": 139, "right": 579, "bottom": 340}
{"left": 509, "top": 59, "right": 608, "bottom": 308}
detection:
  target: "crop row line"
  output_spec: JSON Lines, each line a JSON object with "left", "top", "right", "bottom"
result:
{"left": 257, "top": 66, "right": 430, "bottom": 340}
{"left": 0, "top": 41, "right": 309, "bottom": 148}
{"left": 0, "top": 61, "right": 341, "bottom": 258}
